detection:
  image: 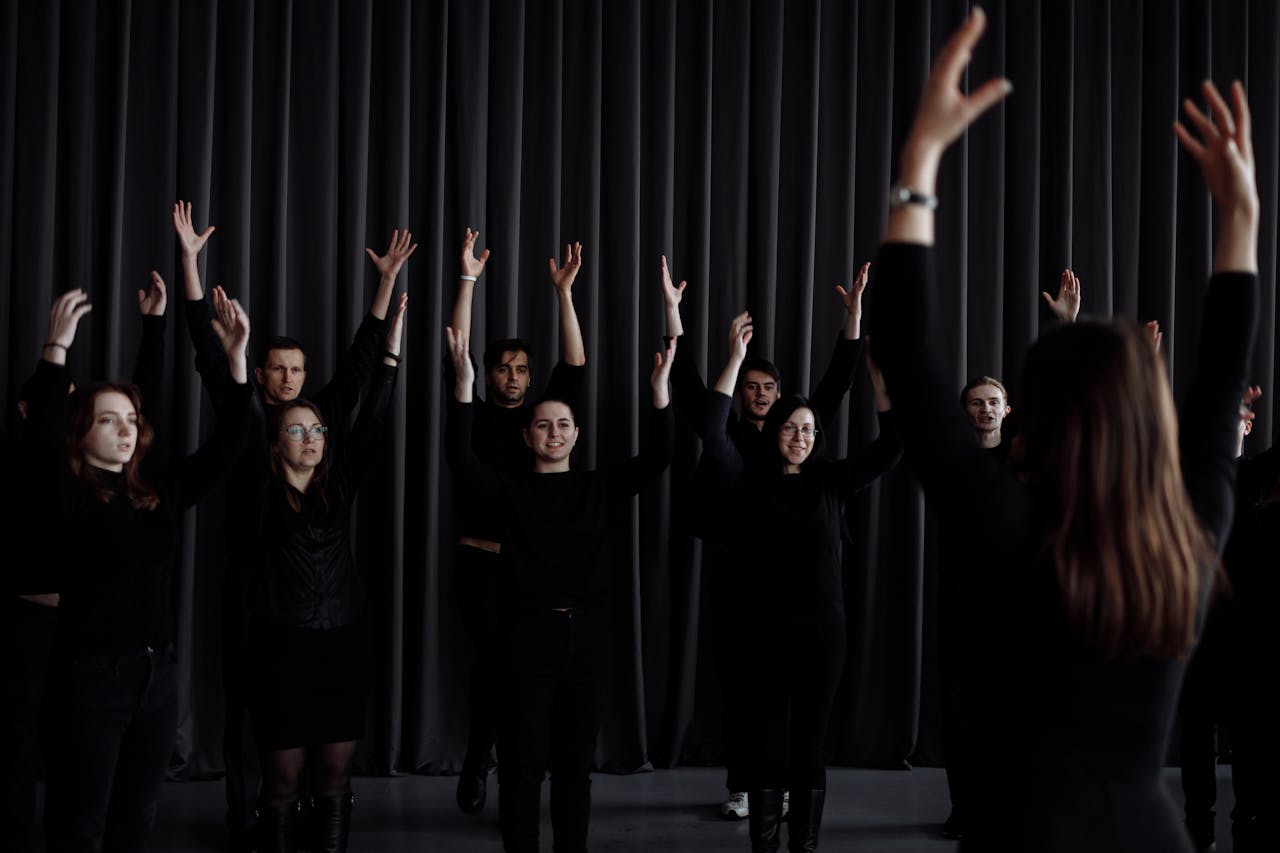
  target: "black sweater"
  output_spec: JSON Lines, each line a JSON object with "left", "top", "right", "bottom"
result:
{"left": 26, "top": 358, "right": 251, "bottom": 658}
{"left": 699, "top": 391, "right": 901, "bottom": 611}
{"left": 445, "top": 396, "right": 673, "bottom": 613}
{"left": 870, "top": 242, "right": 1256, "bottom": 849}
{"left": 243, "top": 363, "right": 398, "bottom": 629}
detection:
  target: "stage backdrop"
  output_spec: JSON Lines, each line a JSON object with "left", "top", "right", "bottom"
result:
{"left": 1, "top": 0, "right": 1277, "bottom": 778}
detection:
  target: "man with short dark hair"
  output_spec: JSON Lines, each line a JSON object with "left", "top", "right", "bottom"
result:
{"left": 448, "top": 228, "right": 587, "bottom": 816}
{"left": 172, "top": 201, "right": 414, "bottom": 851}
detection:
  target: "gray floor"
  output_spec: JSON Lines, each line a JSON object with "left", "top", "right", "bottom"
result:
{"left": 129, "top": 765, "right": 1236, "bottom": 851}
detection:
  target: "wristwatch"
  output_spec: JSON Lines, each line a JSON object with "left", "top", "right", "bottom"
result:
{"left": 889, "top": 183, "right": 938, "bottom": 210}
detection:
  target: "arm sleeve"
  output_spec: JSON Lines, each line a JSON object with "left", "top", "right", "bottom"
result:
{"left": 809, "top": 335, "right": 864, "bottom": 426}
{"left": 23, "top": 360, "right": 77, "bottom": 508}
{"left": 867, "top": 242, "right": 1026, "bottom": 531}
{"left": 343, "top": 362, "right": 399, "bottom": 487}
{"left": 130, "top": 315, "right": 166, "bottom": 416}
{"left": 314, "top": 312, "right": 386, "bottom": 422}
{"left": 605, "top": 403, "right": 676, "bottom": 497}
{"left": 824, "top": 409, "right": 903, "bottom": 500}
{"left": 698, "top": 391, "right": 746, "bottom": 489}
{"left": 184, "top": 297, "right": 230, "bottom": 402}
{"left": 670, "top": 332, "right": 713, "bottom": 439}
{"left": 445, "top": 396, "right": 503, "bottom": 503}
{"left": 1178, "top": 271, "right": 1259, "bottom": 551}
{"left": 544, "top": 361, "right": 587, "bottom": 416}
{"left": 171, "top": 378, "right": 253, "bottom": 511}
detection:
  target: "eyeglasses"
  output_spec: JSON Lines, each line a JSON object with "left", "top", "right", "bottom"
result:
{"left": 281, "top": 425, "right": 328, "bottom": 441}
{"left": 780, "top": 424, "right": 818, "bottom": 438}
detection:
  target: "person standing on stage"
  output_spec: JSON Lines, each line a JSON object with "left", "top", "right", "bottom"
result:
{"left": 448, "top": 228, "right": 588, "bottom": 815}
{"left": 28, "top": 285, "right": 252, "bottom": 853}
{"left": 172, "top": 200, "right": 414, "bottom": 850}
{"left": 660, "top": 254, "right": 869, "bottom": 821}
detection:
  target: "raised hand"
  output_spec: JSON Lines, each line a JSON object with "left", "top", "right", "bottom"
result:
{"left": 210, "top": 286, "right": 250, "bottom": 352}
{"left": 651, "top": 336, "right": 677, "bottom": 408}
{"left": 902, "top": 8, "right": 1011, "bottom": 184}
{"left": 173, "top": 200, "right": 216, "bottom": 260}
{"left": 836, "top": 261, "right": 870, "bottom": 338}
{"left": 549, "top": 242, "right": 584, "bottom": 294}
{"left": 727, "top": 311, "right": 753, "bottom": 363}
{"left": 1143, "top": 320, "right": 1163, "bottom": 353}
{"left": 386, "top": 292, "right": 408, "bottom": 360}
{"left": 460, "top": 228, "right": 490, "bottom": 279}
{"left": 137, "top": 270, "right": 168, "bottom": 317}
{"left": 365, "top": 229, "right": 419, "bottom": 281}
{"left": 45, "top": 289, "right": 93, "bottom": 363}
{"left": 660, "top": 255, "right": 687, "bottom": 308}
{"left": 1042, "top": 268, "right": 1081, "bottom": 323}
{"left": 1175, "top": 81, "right": 1258, "bottom": 219}
{"left": 445, "top": 325, "right": 475, "bottom": 402}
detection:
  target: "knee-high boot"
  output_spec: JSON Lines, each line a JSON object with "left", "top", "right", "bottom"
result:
{"left": 749, "top": 789, "right": 785, "bottom": 853}
{"left": 787, "top": 789, "right": 826, "bottom": 852}
{"left": 256, "top": 800, "right": 300, "bottom": 853}
{"left": 311, "top": 793, "right": 354, "bottom": 853}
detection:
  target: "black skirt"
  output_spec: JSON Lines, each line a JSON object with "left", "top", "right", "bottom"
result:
{"left": 247, "top": 620, "right": 370, "bottom": 750}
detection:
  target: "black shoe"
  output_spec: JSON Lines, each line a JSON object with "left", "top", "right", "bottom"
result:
{"left": 311, "top": 793, "right": 354, "bottom": 853}
{"left": 749, "top": 789, "right": 785, "bottom": 853}
{"left": 456, "top": 762, "right": 490, "bottom": 814}
{"left": 942, "top": 808, "right": 965, "bottom": 840}
{"left": 786, "top": 788, "right": 825, "bottom": 853}
{"left": 256, "top": 800, "right": 300, "bottom": 853}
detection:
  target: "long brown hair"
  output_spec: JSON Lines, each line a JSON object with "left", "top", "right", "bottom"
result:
{"left": 268, "top": 400, "right": 331, "bottom": 513}
{"left": 67, "top": 382, "right": 159, "bottom": 511}
{"left": 1016, "top": 321, "right": 1212, "bottom": 661}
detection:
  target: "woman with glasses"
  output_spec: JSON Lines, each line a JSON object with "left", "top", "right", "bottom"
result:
{"left": 701, "top": 319, "right": 900, "bottom": 852}
{"left": 242, "top": 292, "right": 407, "bottom": 853}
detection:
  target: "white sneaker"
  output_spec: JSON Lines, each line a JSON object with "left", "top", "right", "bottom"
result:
{"left": 720, "top": 791, "right": 749, "bottom": 819}
{"left": 782, "top": 789, "right": 790, "bottom": 819}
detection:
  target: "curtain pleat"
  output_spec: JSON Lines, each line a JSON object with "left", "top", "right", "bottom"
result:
{"left": 2, "top": 0, "right": 1277, "bottom": 778}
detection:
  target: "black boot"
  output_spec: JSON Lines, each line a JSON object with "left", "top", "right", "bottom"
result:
{"left": 256, "top": 800, "right": 300, "bottom": 853}
{"left": 311, "top": 793, "right": 354, "bottom": 853}
{"left": 787, "top": 789, "right": 826, "bottom": 852}
{"left": 456, "top": 757, "right": 492, "bottom": 814}
{"left": 749, "top": 789, "right": 785, "bottom": 853}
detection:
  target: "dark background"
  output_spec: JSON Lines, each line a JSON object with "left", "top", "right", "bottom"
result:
{"left": 1, "top": 0, "right": 1276, "bottom": 778}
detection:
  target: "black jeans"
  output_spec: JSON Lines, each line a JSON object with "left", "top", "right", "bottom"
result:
{"left": 46, "top": 644, "right": 179, "bottom": 853}
{"left": 0, "top": 597, "right": 58, "bottom": 853}
{"left": 222, "top": 570, "right": 261, "bottom": 837}
{"left": 498, "top": 608, "right": 602, "bottom": 853}
{"left": 749, "top": 602, "right": 845, "bottom": 791}
{"left": 707, "top": 545, "right": 754, "bottom": 794}
{"left": 456, "top": 545, "right": 503, "bottom": 767}
{"left": 940, "top": 569, "right": 982, "bottom": 820}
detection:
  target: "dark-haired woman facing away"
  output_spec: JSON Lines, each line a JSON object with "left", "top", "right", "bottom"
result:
{"left": 444, "top": 324, "right": 675, "bottom": 853}
{"left": 242, "top": 292, "right": 407, "bottom": 853}
{"left": 868, "top": 10, "right": 1259, "bottom": 852}
{"left": 701, "top": 319, "right": 900, "bottom": 853}
{"left": 27, "top": 287, "right": 252, "bottom": 853}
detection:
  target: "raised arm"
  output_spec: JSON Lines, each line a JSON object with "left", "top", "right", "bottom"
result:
{"left": 451, "top": 227, "right": 490, "bottom": 341}
{"left": 131, "top": 270, "right": 167, "bottom": 415}
{"left": 605, "top": 338, "right": 678, "bottom": 497}
{"left": 713, "top": 311, "right": 752, "bottom": 397}
{"left": 661, "top": 255, "right": 715, "bottom": 433}
{"left": 810, "top": 263, "right": 871, "bottom": 425}
{"left": 822, "top": 348, "right": 902, "bottom": 500}
{"left": 365, "top": 228, "right": 418, "bottom": 320}
{"left": 1173, "top": 79, "right": 1260, "bottom": 546}
{"left": 173, "top": 200, "right": 215, "bottom": 300}
{"left": 345, "top": 299, "right": 405, "bottom": 486}
{"left": 28, "top": 290, "right": 92, "bottom": 461}
{"left": 661, "top": 254, "right": 686, "bottom": 339}
{"left": 444, "top": 325, "right": 502, "bottom": 501}
{"left": 549, "top": 241, "right": 586, "bottom": 367}
{"left": 1042, "top": 268, "right": 1082, "bottom": 324}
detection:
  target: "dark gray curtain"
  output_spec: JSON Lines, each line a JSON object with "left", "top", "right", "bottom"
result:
{"left": 1, "top": 0, "right": 1276, "bottom": 778}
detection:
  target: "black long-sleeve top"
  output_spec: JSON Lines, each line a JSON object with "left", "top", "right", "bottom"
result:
{"left": 184, "top": 298, "right": 386, "bottom": 559}
{"left": 671, "top": 331, "right": 863, "bottom": 547}
{"left": 4, "top": 315, "right": 167, "bottom": 597}
{"left": 450, "top": 361, "right": 587, "bottom": 542}
{"left": 445, "top": 396, "right": 673, "bottom": 612}
{"left": 1223, "top": 446, "right": 1280, "bottom": 611}
{"left": 869, "top": 242, "right": 1256, "bottom": 844}
{"left": 25, "top": 357, "right": 251, "bottom": 658}
{"left": 243, "top": 362, "right": 398, "bottom": 630}
{"left": 699, "top": 391, "right": 901, "bottom": 611}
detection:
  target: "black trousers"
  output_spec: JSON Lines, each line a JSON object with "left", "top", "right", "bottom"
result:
{"left": 498, "top": 608, "right": 603, "bottom": 853}
{"left": 222, "top": 571, "right": 261, "bottom": 835}
{"left": 46, "top": 645, "right": 179, "bottom": 853}
{"left": 0, "top": 597, "right": 58, "bottom": 853}
{"left": 749, "top": 602, "right": 845, "bottom": 791}
{"left": 939, "top": 569, "right": 981, "bottom": 820}
{"left": 1178, "top": 598, "right": 1226, "bottom": 838}
{"left": 456, "top": 544, "right": 503, "bottom": 767}
{"left": 707, "top": 545, "right": 754, "bottom": 794}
